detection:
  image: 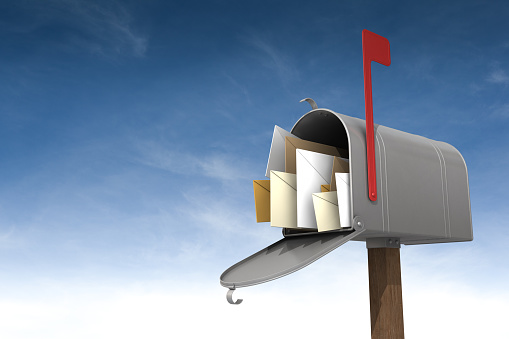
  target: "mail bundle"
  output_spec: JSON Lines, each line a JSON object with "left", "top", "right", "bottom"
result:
{"left": 253, "top": 125, "right": 350, "bottom": 232}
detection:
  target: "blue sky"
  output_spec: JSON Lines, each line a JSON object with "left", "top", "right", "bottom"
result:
{"left": 0, "top": 0, "right": 508, "bottom": 337}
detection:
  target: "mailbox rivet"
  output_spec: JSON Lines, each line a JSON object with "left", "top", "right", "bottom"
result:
{"left": 389, "top": 239, "right": 393, "bottom": 244}
{"left": 357, "top": 221, "right": 362, "bottom": 227}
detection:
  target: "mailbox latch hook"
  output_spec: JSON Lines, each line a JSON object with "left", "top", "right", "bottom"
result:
{"left": 226, "top": 286, "right": 243, "bottom": 305}
{"left": 300, "top": 98, "right": 318, "bottom": 110}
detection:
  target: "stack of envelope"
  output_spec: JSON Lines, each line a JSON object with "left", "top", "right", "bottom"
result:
{"left": 253, "top": 126, "right": 351, "bottom": 232}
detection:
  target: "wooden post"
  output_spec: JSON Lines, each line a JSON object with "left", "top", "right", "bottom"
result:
{"left": 368, "top": 247, "right": 405, "bottom": 339}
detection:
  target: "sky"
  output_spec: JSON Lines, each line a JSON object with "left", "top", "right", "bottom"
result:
{"left": 0, "top": 0, "right": 508, "bottom": 337}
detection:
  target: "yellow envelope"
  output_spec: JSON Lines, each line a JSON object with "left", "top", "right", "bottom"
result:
{"left": 321, "top": 185, "right": 330, "bottom": 192}
{"left": 312, "top": 192, "right": 341, "bottom": 232}
{"left": 285, "top": 137, "right": 347, "bottom": 174}
{"left": 270, "top": 170, "right": 298, "bottom": 229}
{"left": 253, "top": 180, "right": 270, "bottom": 222}
{"left": 330, "top": 156, "right": 349, "bottom": 191}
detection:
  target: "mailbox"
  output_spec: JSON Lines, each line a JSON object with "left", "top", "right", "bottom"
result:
{"left": 220, "top": 105, "right": 472, "bottom": 295}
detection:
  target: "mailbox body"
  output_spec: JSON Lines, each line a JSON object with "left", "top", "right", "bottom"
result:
{"left": 291, "top": 109, "right": 473, "bottom": 245}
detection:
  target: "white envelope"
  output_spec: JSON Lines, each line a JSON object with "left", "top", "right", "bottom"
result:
{"left": 296, "top": 149, "right": 334, "bottom": 228}
{"left": 270, "top": 170, "right": 298, "bottom": 228}
{"left": 335, "top": 172, "right": 351, "bottom": 227}
{"left": 312, "top": 192, "right": 341, "bottom": 232}
{"left": 265, "top": 126, "right": 299, "bottom": 178}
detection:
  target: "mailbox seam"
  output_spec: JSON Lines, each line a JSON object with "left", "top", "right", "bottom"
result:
{"left": 434, "top": 144, "right": 451, "bottom": 238}
{"left": 377, "top": 133, "right": 389, "bottom": 233}
{"left": 428, "top": 141, "right": 450, "bottom": 238}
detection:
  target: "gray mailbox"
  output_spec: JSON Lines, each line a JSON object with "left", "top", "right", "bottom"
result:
{"left": 220, "top": 106, "right": 472, "bottom": 300}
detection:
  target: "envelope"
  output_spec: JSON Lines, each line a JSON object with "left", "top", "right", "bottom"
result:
{"left": 335, "top": 172, "right": 352, "bottom": 228}
{"left": 270, "top": 170, "right": 298, "bottom": 228}
{"left": 265, "top": 126, "right": 299, "bottom": 178}
{"left": 296, "top": 149, "right": 334, "bottom": 229}
{"left": 321, "top": 185, "right": 330, "bottom": 192}
{"left": 330, "top": 156, "right": 349, "bottom": 191}
{"left": 253, "top": 180, "right": 270, "bottom": 222}
{"left": 285, "top": 137, "right": 347, "bottom": 174}
{"left": 312, "top": 192, "right": 341, "bottom": 232}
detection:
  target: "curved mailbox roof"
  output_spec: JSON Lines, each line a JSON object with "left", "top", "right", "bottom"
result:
{"left": 291, "top": 109, "right": 472, "bottom": 244}
{"left": 220, "top": 228, "right": 363, "bottom": 288}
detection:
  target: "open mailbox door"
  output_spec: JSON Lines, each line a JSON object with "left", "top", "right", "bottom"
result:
{"left": 220, "top": 105, "right": 472, "bottom": 304}
{"left": 220, "top": 224, "right": 365, "bottom": 290}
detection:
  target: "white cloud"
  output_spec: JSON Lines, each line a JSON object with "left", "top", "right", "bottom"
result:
{"left": 0, "top": 255, "right": 507, "bottom": 339}
{"left": 243, "top": 33, "right": 298, "bottom": 85}
{"left": 134, "top": 141, "right": 256, "bottom": 184}
{"left": 11, "top": 0, "right": 147, "bottom": 58}
{"left": 490, "top": 103, "right": 509, "bottom": 118}
{"left": 486, "top": 69, "right": 509, "bottom": 84}
{"left": 66, "top": 0, "right": 147, "bottom": 57}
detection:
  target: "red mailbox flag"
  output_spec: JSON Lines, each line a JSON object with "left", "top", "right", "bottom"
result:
{"left": 362, "top": 29, "right": 391, "bottom": 202}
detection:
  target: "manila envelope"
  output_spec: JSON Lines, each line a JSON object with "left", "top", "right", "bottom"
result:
{"left": 253, "top": 180, "right": 270, "bottom": 222}
{"left": 265, "top": 126, "right": 299, "bottom": 178}
{"left": 296, "top": 149, "right": 334, "bottom": 229}
{"left": 330, "top": 156, "right": 349, "bottom": 191}
{"left": 335, "top": 172, "right": 352, "bottom": 228}
{"left": 270, "top": 170, "right": 298, "bottom": 228}
{"left": 312, "top": 192, "right": 341, "bottom": 232}
{"left": 285, "top": 137, "right": 347, "bottom": 174}
{"left": 321, "top": 185, "right": 330, "bottom": 192}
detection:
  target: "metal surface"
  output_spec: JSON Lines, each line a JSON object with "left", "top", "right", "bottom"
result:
{"left": 220, "top": 228, "right": 365, "bottom": 289}
{"left": 300, "top": 98, "right": 318, "bottom": 110}
{"left": 366, "top": 237, "right": 401, "bottom": 248}
{"left": 226, "top": 288, "right": 243, "bottom": 305}
{"left": 291, "top": 109, "right": 472, "bottom": 244}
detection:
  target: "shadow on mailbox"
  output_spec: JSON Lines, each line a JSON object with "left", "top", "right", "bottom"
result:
{"left": 220, "top": 106, "right": 472, "bottom": 291}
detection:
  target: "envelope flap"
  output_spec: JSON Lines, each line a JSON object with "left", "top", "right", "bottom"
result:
{"left": 330, "top": 157, "right": 349, "bottom": 191}
{"left": 285, "top": 136, "right": 344, "bottom": 174}
{"left": 271, "top": 170, "right": 296, "bottom": 190}
{"left": 296, "top": 149, "right": 334, "bottom": 183}
{"left": 220, "top": 228, "right": 365, "bottom": 288}
{"left": 253, "top": 180, "right": 270, "bottom": 192}
{"left": 265, "top": 126, "right": 299, "bottom": 178}
{"left": 312, "top": 191, "right": 338, "bottom": 206}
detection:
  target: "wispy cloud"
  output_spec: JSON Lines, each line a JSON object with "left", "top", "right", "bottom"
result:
{"left": 9, "top": 0, "right": 147, "bottom": 58}
{"left": 63, "top": 0, "right": 148, "bottom": 57}
{"left": 486, "top": 69, "right": 509, "bottom": 84}
{"left": 134, "top": 141, "right": 256, "bottom": 184}
{"left": 243, "top": 33, "right": 298, "bottom": 85}
{"left": 490, "top": 103, "right": 509, "bottom": 118}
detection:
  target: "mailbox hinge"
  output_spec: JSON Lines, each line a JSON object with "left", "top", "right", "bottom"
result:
{"left": 366, "top": 237, "right": 401, "bottom": 249}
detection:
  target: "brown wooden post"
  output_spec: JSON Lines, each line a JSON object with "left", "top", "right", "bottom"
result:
{"left": 368, "top": 247, "right": 405, "bottom": 339}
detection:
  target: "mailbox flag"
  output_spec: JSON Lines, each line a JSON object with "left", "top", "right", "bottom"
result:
{"left": 362, "top": 29, "right": 391, "bottom": 201}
